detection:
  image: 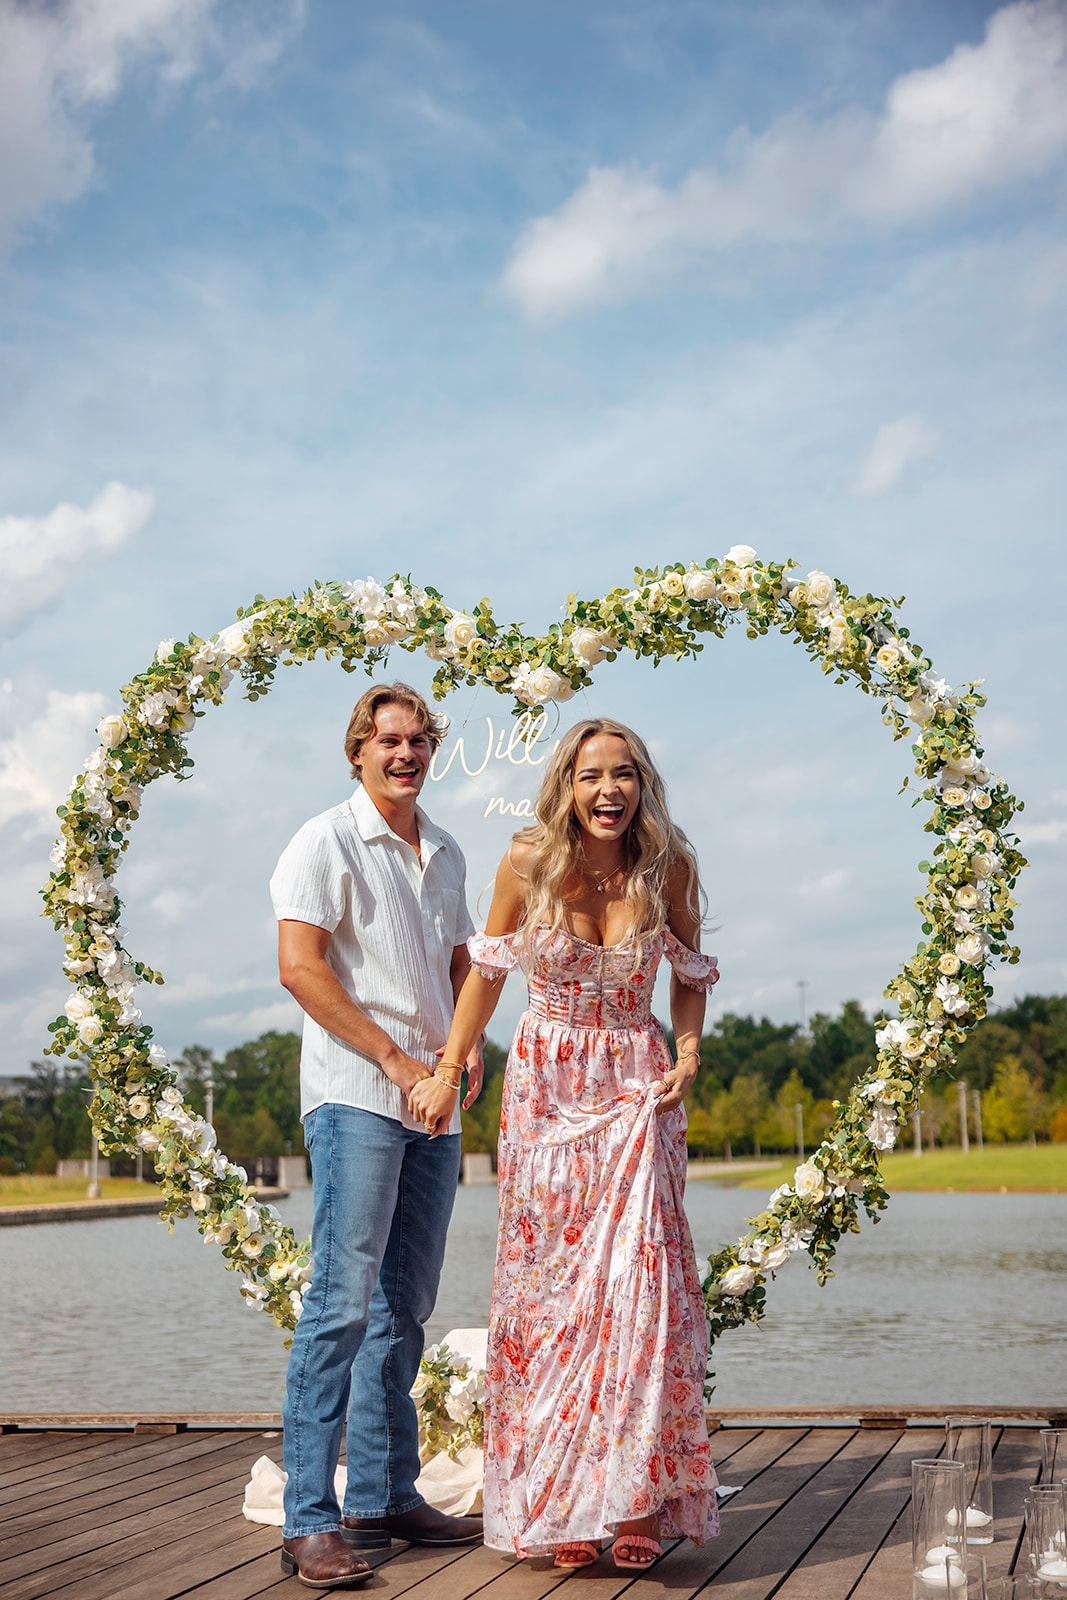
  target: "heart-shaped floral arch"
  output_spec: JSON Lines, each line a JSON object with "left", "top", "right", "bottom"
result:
{"left": 41, "top": 551, "right": 1025, "bottom": 1357}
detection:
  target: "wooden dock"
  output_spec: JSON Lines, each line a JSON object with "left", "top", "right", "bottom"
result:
{"left": 0, "top": 1417, "right": 1044, "bottom": 1598}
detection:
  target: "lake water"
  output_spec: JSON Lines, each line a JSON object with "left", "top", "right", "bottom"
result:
{"left": 2, "top": 1182, "right": 1064, "bottom": 1412}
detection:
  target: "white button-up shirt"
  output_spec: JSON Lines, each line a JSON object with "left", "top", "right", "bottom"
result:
{"left": 270, "top": 784, "right": 473, "bottom": 1133}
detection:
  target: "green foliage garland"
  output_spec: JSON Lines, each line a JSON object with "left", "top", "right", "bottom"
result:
{"left": 40, "top": 550, "right": 1026, "bottom": 1358}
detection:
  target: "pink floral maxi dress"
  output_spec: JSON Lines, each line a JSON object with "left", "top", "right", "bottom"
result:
{"left": 468, "top": 926, "right": 721, "bottom": 1557}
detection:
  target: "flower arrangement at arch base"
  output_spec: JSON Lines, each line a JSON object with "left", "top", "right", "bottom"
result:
{"left": 40, "top": 546, "right": 1025, "bottom": 1378}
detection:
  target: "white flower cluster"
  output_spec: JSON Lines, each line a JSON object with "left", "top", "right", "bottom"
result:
{"left": 343, "top": 576, "right": 427, "bottom": 647}
{"left": 411, "top": 1343, "right": 485, "bottom": 1459}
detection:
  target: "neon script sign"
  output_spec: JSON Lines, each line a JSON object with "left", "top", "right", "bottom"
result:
{"left": 428, "top": 710, "right": 558, "bottom": 818}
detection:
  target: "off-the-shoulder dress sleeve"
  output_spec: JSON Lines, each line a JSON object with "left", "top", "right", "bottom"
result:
{"left": 662, "top": 928, "right": 720, "bottom": 991}
{"left": 467, "top": 930, "right": 520, "bottom": 977}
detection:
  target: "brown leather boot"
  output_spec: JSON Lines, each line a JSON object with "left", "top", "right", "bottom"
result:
{"left": 280, "top": 1530, "right": 373, "bottom": 1588}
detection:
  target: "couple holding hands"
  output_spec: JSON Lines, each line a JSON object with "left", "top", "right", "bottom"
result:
{"left": 270, "top": 681, "right": 720, "bottom": 1587}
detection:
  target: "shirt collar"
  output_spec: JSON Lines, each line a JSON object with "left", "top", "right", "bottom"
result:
{"left": 348, "top": 783, "right": 444, "bottom": 863}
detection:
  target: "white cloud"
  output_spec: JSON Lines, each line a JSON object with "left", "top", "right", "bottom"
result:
{"left": 500, "top": 0, "right": 1067, "bottom": 318}
{"left": 199, "top": 998, "right": 303, "bottom": 1036}
{"left": 1016, "top": 818, "right": 1067, "bottom": 844}
{"left": 0, "top": 0, "right": 306, "bottom": 257}
{"left": 0, "top": 689, "right": 107, "bottom": 827}
{"left": 0, "top": 480, "right": 153, "bottom": 636}
{"left": 849, "top": 415, "right": 940, "bottom": 498}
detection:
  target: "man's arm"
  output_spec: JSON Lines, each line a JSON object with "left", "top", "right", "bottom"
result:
{"left": 278, "top": 919, "right": 433, "bottom": 1097}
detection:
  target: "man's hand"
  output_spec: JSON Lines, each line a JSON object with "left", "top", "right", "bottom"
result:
{"left": 408, "top": 1074, "right": 458, "bottom": 1136}
{"left": 379, "top": 1048, "right": 435, "bottom": 1098}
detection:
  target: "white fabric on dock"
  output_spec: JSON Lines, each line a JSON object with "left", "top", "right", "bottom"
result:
{"left": 242, "top": 1329, "right": 488, "bottom": 1524}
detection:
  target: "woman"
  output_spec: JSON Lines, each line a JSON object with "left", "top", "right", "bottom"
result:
{"left": 409, "top": 718, "right": 720, "bottom": 1568}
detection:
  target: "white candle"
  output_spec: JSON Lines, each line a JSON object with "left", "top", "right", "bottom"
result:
{"left": 918, "top": 1563, "right": 967, "bottom": 1589}
{"left": 965, "top": 1506, "right": 992, "bottom": 1528}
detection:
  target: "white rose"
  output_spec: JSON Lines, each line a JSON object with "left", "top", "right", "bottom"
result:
{"left": 972, "top": 853, "right": 995, "bottom": 879}
{"left": 128, "top": 1095, "right": 151, "bottom": 1119}
{"left": 955, "top": 884, "right": 979, "bottom": 909}
{"left": 241, "top": 1235, "right": 264, "bottom": 1258}
{"left": 191, "top": 1192, "right": 208, "bottom": 1212}
{"left": 683, "top": 568, "right": 718, "bottom": 602}
{"left": 720, "top": 1264, "right": 757, "bottom": 1297}
{"left": 444, "top": 1377, "right": 477, "bottom": 1423}
{"left": 661, "top": 571, "right": 685, "bottom": 597}
{"left": 875, "top": 644, "right": 900, "bottom": 673}
{"left": 217, "top": 624, "right": 252, "bottom": 661}
{"left": 875, "top": 1019, "right": 910, "bottom": 1048}
{"left": 938, "top": 953, "right": 961, "bottom": 977}
{"left": 486, "top": 664, "right": 507, "bottom": 682}
{"left": 805, "top": 571, "right": 835, "bottom": 607}
{"left": 827, "top": 619, "right": 850, "bottom": 653}
{"left": 793, "top": 1162, "right": 826, "bottom": 1203}
{"left": 907, "top": 697, "right": 934, "bottom": 726}
{"left": 161, "top": 1085, "right": 183, "bottom": 1105}
{"left": 156, "top": 639, "right": 176, "bottom": 664}
{"left": 758, "top": 1240, "right": 791, "bottom": 1271}
{"left": 941, "top": 787, "right": 967, "bottom": 808}
{"left": 944, "top": 749, "right": 980, "bottom": 776}
{"left": 956, "top": 933, "right": 984, "bottom": 965}
{"left": 78, "top": 1016, "right": 104, "bottom": 1045}
{"left": 362, "top": 621, "right": 389, "bottom": 648}
{"left": 64, "top": 990, "right": 95, "bottom": 1023}
{"left": 973, "top": 790, "right": 991, "bottom": 810}
{"left": 444, "top": 612, "right": 479, "bottom": 650}
{"left": 900, "top": 1037, "right": 925, "bottom": 1059}
{"left": 64, "top": 953, "right": 95, "bottom": 977}
{"left": 97, "top": 714, "right": 128, "bottom": 749}
{"left": 569, "top": 627, "right": 608, "bottom": 666}
{"left": 725, "top": 544, "right": 757, "bottom": 566}
{"left": 136, "top": 1127, "right": 160, "bottom": 1151}
{"left": 787, "top": 581, "right": 810, "bottom": 607}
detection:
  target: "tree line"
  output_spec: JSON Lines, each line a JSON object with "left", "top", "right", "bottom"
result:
{"left": 3, "top": 995, "right": 1066, "bottom": 1174}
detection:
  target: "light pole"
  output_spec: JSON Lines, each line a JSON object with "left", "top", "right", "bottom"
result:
{"left": 205, "top": 1074, "right": 214, "bottom": 1128}
{"left": 958, "top": 1079, "right": 970, "bottom": 1154}
{"left": 87, "top": 1133, "right": 101, "bottom": 1198}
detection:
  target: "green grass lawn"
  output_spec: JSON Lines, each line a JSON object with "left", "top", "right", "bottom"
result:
{"left": 734, "top": 1144, "right": 1067, "bottom": 1192}
{"left": 0, "top": 1175, "right": 161, "bottom": 1207}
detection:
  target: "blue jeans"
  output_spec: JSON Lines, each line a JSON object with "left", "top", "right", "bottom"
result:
{"left": 282, "top": 1103, "right": 461, "bottom": 1537}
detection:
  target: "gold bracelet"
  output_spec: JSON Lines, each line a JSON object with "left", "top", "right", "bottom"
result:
{"left": 676, "top": 1049, "right": 700, "bottom": 1062}
{"left": 433, "top": 1067, "right": 463, "bottom": 1089}
{"left": 436, "top": 1060, "right": 467, "bottom": 1075}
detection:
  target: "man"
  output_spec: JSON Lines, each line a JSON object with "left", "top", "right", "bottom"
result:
{"left": 270, "top": 682, "right": 484, "bottom": 1589}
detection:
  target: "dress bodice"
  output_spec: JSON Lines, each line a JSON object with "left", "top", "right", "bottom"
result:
{"left": 469, "top": 926, "right": 718, "bottom": 1031}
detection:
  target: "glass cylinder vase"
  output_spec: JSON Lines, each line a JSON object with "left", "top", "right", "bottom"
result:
{"left": 1025, "top": 1486, "right": 1067, "bottom": 1585}
{"left": 914, "top": 1459, "right": 969, "bottom": 1597}
{"left": 946, "top": 1417, "right": 995, "bottom": 1544}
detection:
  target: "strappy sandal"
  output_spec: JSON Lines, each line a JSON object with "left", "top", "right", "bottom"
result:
{"left": 613, "top": 1534, "right": 662, "bottom": 1569}
{"left": 553, "top": 1541, "right": 600, "bottom": 1569}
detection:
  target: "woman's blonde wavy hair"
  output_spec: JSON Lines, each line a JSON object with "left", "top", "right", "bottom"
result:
{"left": 514, "top": 718, "right": 704, "bottom": 964}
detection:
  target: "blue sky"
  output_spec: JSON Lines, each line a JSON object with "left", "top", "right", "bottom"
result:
{"left": 1, "top": 0, "right": 1065, "bottom": 1076}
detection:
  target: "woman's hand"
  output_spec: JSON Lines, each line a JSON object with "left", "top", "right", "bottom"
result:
{"left": 653, "top": 1054, "right": 699, "bottom": 1116}
{"left": 408, "top": 1074, "right": 458, "bottom": 1137}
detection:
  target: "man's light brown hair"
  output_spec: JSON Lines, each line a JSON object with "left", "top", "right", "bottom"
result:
{"left": 344, "top": 682, "right": 448, "bottom": 778}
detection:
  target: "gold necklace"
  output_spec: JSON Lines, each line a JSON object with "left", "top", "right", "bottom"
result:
{"left": 587, "top": 863, "right": 625, "bottom": 894}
